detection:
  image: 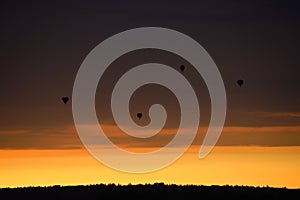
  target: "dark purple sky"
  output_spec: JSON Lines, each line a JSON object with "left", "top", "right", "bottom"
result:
{"left": 0, "top": 0, "right": 299, "bottom": 149}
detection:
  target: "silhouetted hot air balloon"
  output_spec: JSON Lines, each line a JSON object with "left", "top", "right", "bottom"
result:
{"left": 137, "top": 113, "right": 142, "bottom": 119}
{"left": 237, "top": 80, "right": 244, "bottom": 87}
{"left": 180, "top": 65, "right": 185, "bottom": 72}
{"left": 61, "top": 97, "right": 69, "bottom": 104}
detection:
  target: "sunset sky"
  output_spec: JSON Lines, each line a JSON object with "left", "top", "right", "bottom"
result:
{"left": 0, "top": 1, "right": 299, "bottom": 188}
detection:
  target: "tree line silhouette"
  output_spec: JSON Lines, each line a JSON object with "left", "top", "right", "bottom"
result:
{"left": 0, "top": 183, "right": 298, "bottom": 200}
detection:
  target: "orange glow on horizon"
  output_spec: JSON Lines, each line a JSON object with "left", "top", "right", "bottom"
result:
{"left": 1, "top": 146, "right": 299, "bottom": 189}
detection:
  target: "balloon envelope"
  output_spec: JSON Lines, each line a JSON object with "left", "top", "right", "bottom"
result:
{"left": 180, "top": 65, "right": 185, "bottom": 72}
{"left": 137, "top": 113, "right": 142, "bottom": 119}
{"left": 61, "top": 97, "right": 69, "bottom": 104}
{"left": 237, "top": 80, "right": 244, "bottom": 87}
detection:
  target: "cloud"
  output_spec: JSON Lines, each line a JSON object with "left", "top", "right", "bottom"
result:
{"left": 0, "top": 125, "right": 299, "bottom": 150}
{"left": 217, "top": 126, "right": 300, "bottom": 146}
{"left": 0, "top": 130, "right": 29, "bottom": 135}
{"left": 0, "top": 126, "right": 82, "bottom": 150}
{"left": 250, "top": 111, "right": 300, "bottom": 118}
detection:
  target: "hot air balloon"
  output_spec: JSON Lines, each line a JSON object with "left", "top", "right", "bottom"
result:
{"left": 137, "top": 113, "right": 142, "bottom": 119}
{"left": 61, "top": 97, "right": 69, "bottom": 104}
{"left": 180, "top": 65, "right": 185, "bottom": 72}
{"left": 237, "top": 80, "right": 244, "bottom": 87}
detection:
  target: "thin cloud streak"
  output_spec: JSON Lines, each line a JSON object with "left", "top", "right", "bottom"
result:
{"left": 0, "top": 125, "right": 299, "bottom": 149}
